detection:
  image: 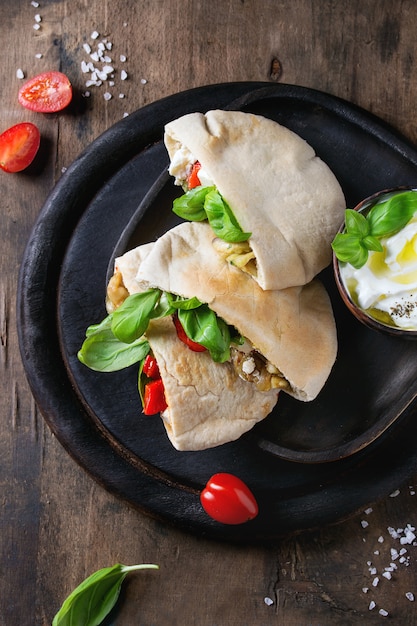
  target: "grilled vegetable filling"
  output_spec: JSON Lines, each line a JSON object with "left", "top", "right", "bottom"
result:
{"left": 212, "top": 238, "right": 257, "bottom": 277}
{"left": 230, "top": 347, "right": 290, "bottom": 392}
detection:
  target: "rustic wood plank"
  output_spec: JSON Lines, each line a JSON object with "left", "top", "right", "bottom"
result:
{"left": 2, "top": 1, "right": 417, "bottom": 624}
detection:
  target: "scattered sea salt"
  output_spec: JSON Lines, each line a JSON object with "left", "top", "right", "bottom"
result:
{"left": 390, "top": 489, "right": 401, "bottom": 498}
{"left": 120, "top": 55, "right": 127, "bottom": 62}
{"left": 372, "top": 577, "right": 379, "bottom": 587}
{"left": 121, "top": 70, "right": 128, "bottom": 80}
{"left": 31, "top": 0, "right": 39, "bottom": 6}
{"left": 406, "top": 592, "right": 415, "bottom": 601}
{"left": 16, "top": 68, "right": 25, "bottom": 79}
{"left": 34, "top": 14, "right": 41, "bottom": 22}
{"left": 379, "top": 608, "right": 389, "bottom": 616}
{"left": 264, "top": 597, "right": 274, "bottom": 606}
{"left": 140, "top": 78, "right": 148, "bottom": 84}
{"left": 361, "top": 520, "right": 369, "bottom": 529}
{"left": 103, "top": 92, "right": 112, "bottom": 101}
{"left": 33, "top": 23, "right": 40, "bottom": 30}
{"left": 35, "top": 53, "right": 43, "bottom": 59}
{"left": 91, "top": 31, "right": 99, "bottom": 40}
{"left": 369, "top": 600, "right": 376, "bottom": 610}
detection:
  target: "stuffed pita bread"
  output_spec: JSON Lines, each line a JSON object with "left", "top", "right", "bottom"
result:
{"left": 100, "top": 241, "right": 279, "bottom": 451}
{"left": 164, "top": 109, "right": 346, "bottom": 290}
{"left": 135, "top": 221, "right": 338, "bottom": 403}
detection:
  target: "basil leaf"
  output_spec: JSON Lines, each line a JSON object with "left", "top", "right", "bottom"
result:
{"left": 367, "top": 190, "right": 417, "bottom": 237}
{"left": 52, "top": 563, "right": 159, "bottom": 626}
{"left": 172, "top": 186, "right": 214, "bottom": 221}
{"left": 204, "top": 189, "right": 251, "bottom": 243}
{"left": 363, "top": 235, "right": 383, "bottom": 252}
{"left": 85, "top": 315, "right": 113, "bottom": 338}
{"left": 178, "top": 305, "right": 231, "bottom": 362}
{"left": 111, "top": 289, "right": 161, "bottom": 343}
{"left": 78, "top": 328, "right": 150, "bottom": 372}
{"left": 151, "top": 290, "right": 176, "bottom": 318}
{"left": 345, "top": 209, "right": 370, "bottom": 237}
{"left": 166, "top": 293, "right": 202, "bottom": 310}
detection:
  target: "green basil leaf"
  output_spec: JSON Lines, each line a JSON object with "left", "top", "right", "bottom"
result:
{"left": 172, "top": 186, "right": 214, "bottom": 221}
{"left": 52, "top": 563, "right": 159, "bottom": 626}
{"left": 166, "top": 293, "right": 202, "bottom": 310}
{"left": 151, "top": 290, "right": 176, "bottom": 318}
{"left": 367, "top": 191, "right": 417, "bottom": 237}
{"left": 363, "top": 235, "right": 384, "bottom": 252}
{"left": 111, "top": 289, "right": 161, "bottom": 343}
{"left": 347, "top": 242, "right": 369, "bottom": 269}
{"left": 345, "top": 209, "right": 370, "bottom": 237}
{"left": 204, "top": 189, "right": 251, "bottom": 243}
{"left": 178, "top": 305, "right": 231, "bottom": 362}
{"left": 78, "top": 328, "right": 150, "bottom": 372}
{"left": 85, "top": 315, "right": 113, "bottom": 338}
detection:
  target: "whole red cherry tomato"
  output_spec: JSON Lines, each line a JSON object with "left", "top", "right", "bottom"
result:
{"left": 0, "top": 122, "right": 40, "bottom": 173}
{"left": 18, "top": 71, "right": 72, "bottom": 113}
{"left": 200, "top": 473, "right": 259, "bottom": 525}
{"left": 173, "top": 313, "right": 206, "bottom": 352}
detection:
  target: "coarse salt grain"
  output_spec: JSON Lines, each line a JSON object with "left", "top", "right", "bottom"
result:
{"left": 140, "top": 78, "right": 148, "bottom": 84}
{"left": 83, "top": 43, "right": 92, "bottom": 54}
{"left": 365, "top": 507, "right": 373, "bottom": 515}
{"left": 121, "top": 70, "right": 128, "bottom": 80}
{"left": 35, "top": 53, "right": 43, "bottom": 58}
{"left": 361, "top": 520, "right": 369, "bottom": 528}
{"left": 369, "top": 600, "right": 376, "bottom": 610}
{"left": 33, "top": 23, "right": 40, "bottom": 30}
{"left": 382, "top": 572, "right": 392, "bottom": 580}
{"left": 264, "top": 597, "right": 274, "bottom": 606}
{"left": 31, "top": 0, "right": 39, "bottom": 6}
{"left": 16, "top": 68, "right": 25, "bottom": 79}
{"left": 91, "top": 31, "right": 99, "bottom": 39}
{"left": 120, "top": 54, "right": 127, "bottom": 62}
{"left": 378, "top": 536, "right": 384, "bottom": 543}
{"left": 34, "top": 14, "right": 41, "bottom": 22}
{"left": 379, "top": 608, "right": 389, "bottom": 616}
{"left": 103, "top": 92, "right": 112, "bottom": 100}
{"left": 372, "top": 577, "right": 379, "bottom": 587}
{"left": 390, "top": 489, "right": 401, "bottom": 497}
{"left": 362, "top": 587, "right": 369, "bottom": 593}
{"left": 406, "top": 592, "right": 415, "bottom": 601}
{"left": 119, "top": 93, "right": 125, "bottom": 98}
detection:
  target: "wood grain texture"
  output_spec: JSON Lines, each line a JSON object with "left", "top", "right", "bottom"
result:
{"left": 2, "top": 0, "right": 417, "bottom": 624}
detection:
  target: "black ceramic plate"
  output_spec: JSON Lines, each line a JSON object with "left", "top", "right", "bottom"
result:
{"left": 18, "top": 83, "right": 417, "bottom": 542}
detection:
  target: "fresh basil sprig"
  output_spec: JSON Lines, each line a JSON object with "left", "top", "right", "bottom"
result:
{"left": 332, "top": 190, "right": 417, "bottom": 269}
{"left": 78, "top": 290, "right": 240, "bottom": 372}
{"left": 52, "top": 563, "right": 159, "bottom": 626}
{"left": 172, "top": 186, "right": 251, "bottom": 243}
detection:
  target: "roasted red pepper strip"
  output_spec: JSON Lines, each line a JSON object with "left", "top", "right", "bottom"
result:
{"left": 173, "top": 313, "right": 207, "bottom": 352}
{"left": 142, "top": 354, "right": 160, "bottom": 379}
{"left": 143, "top": 379, "right": 167, "bottom": 415}
{"left": 187, "top": 161, "right": 202, "bottom": 189}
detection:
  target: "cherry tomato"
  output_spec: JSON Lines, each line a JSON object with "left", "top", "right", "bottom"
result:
{"left": 18, "top": 71, "right": 72, "bottom": 113}
{"left": 187, "top": 161, "right": 202, "bottom": 189}
{"left": 0, "top": 122, "right": 40, "bottom": 173}
{"left": 200, "top": 473, "right": 259, "bottom": 525}
{"left": 173, "top": 313, "right": 206, "bottom": 352}
{"left": 142, "top": 354, "right": 160, "bottom": 379}
{"left": 143, "top": 379, "right": 167, "bottom": 415}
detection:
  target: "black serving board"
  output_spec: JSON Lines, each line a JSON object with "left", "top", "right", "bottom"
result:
{"left": 17, "top": 83, "right": 417, "bottom": 542}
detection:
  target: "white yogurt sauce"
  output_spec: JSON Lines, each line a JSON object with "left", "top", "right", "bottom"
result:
{"left": 341, "top": 212, "right": 417, "bottom": 329}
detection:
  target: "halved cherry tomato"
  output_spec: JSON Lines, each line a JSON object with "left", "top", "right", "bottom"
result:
{"left": 187, "top": 161, "right": 201, "bottom": 189}
{"left": 0, "top": 122, "right": 40, "bottom": 173}
{"left": 143, "top": 379, "right": 167, "bottom": 415}
{"left": 18, "top": 71, "right": 72, "bottom": 113}
{"left": 173, "top": 313, "right": 207, "bottom": 352}
{"left": 142, "top": 354, "right": 160, "bottom": 379}
{"left": 200, "top": 473, "right": 259, "bottom": 525}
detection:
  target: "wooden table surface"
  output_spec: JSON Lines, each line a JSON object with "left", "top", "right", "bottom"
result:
{"left": 2, "top": 1, "right": 417, "bottom": 624}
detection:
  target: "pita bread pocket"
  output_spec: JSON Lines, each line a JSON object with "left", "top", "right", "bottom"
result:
{"left": 165, "top": 109, "right": 346, "bottom": 290}
{"left": 136, "top": 221, "right": 338, "bottom": 403}
{"left": 80, "top": 240, "right": 279, "bottom": 452}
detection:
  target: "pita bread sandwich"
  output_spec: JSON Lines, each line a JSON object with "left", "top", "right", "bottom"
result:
{"left": 134, "top": 221, "right": 338, "bottom": 403}
{"left": 164, "top": 109, "right": 346, "bottom": 290}
{"left": 78, "top": 241, "right": 279, "bottom": 452}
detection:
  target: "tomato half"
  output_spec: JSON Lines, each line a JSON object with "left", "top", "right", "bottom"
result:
{"left": 173, "top": 314, "right": 207, "bottom": 352}
{"left": 0, "top": 122, "right": 40, "bottom": 173}
{"left": 18, "top": 71, "right": 72, "bottom": 113}
{"left": 200, "top": 473, "right": 259, "bottom": 525}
